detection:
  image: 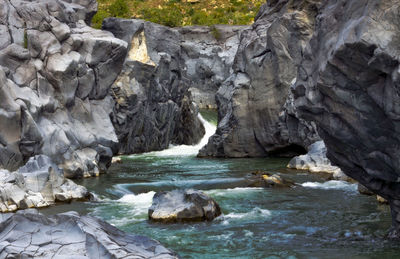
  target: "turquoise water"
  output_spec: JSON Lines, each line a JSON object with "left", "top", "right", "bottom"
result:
{"left": 40, "top": 113, "right": 400, "bottom": 258}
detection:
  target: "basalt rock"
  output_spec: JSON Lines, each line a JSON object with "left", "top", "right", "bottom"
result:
{"left": 288, "top": 141, "right": 348, "bottom": 181}
{"left": 0, "top": 0, "right": 127, "bottom": 177}
{"left": 292, "top": 0, "right": 400, "bottom": 237}
{"left": 148, "top": 189, "right": 221, "bottom": 223}
{"left": 103, "top": 19, "right": 205, "bottom": 154}
{"left": 199, "top": 0, "right": 320, "bottom": 158}
{"left": 178, "top": 25, "right": 247, "bottom": 109}
{"left": 0, "top": 155, "right": 90, "bottom": 212}
{"left": 0, "top": 209, "right": 178, "bottom": 258}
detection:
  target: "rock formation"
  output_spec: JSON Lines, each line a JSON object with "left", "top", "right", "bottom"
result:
{"left": 0, "top": 209, "right": 178, "bottom": 258}
{"left": 0, "top": 0, "right": 127, "bottom": 178}
{"left": 199, "top": 0, "right": 320, "bottom": 158}
{"left": 149, "top": 189, "right": 221, "bottom": 222}
{"left": 292, "top": 0, "right": 400, "bottom": 237}
{"left": 103, "top": 18, "right": 207, "bottom": 154}
{"left": 287, "top": 141, "right": 348, "bottom": 180}
{"left": 0, "top": 155, "right": 89, "bottom": 212}
{"left": 178, "top": 25, "right": 246, "bottom": 109}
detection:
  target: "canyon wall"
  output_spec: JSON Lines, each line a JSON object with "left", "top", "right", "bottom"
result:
{"left": 102, "top": 19, "right": 247, "bottom": 154}
{"left": 293, "top": 0, "right": 400, "bottom": 237}
{"left": 199, "top": 0, "right": 320, "bottom": 158}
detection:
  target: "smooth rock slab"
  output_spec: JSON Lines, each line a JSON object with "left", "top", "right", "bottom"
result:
{"left": 149, "top": 190, "right": 221, "bottom": 223}
{"left": 0, "top": 210, "right": 178, "bottom": 259}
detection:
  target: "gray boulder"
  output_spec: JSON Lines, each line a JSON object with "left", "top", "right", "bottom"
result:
{"left": 149, "top": 190, "right": 221, "bottom": 222}
{"left": 0, "top": 155, "right": 89, "bottom": 212}
{"left": 0, "top": 209, "right": 178, "bottom": 258}
{"left": 292, "top": 0, "right": 400, "bottom": 237}
{"left": 199, "top": 0, "right": 320, "bottom": 158}
{"left": 0, "top": 0, "right": 127, "bottom": 177}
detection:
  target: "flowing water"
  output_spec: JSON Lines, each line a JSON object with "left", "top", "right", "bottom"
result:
{"left": 41, "top": 111, "right": 400, "bottom": 258}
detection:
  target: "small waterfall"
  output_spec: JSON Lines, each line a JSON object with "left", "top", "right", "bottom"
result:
{"left": 129, "top": 114, "right": 216, "bottom": 157}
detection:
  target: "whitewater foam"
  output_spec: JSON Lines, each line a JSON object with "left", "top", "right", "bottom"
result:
{"left": 301, "top": 180, "right": 357, "bottom": 192}
{"left": 128, "top": 114, "right": 216, "bottom": 157}
{"left": 206, "top": 187, "right": 264, "bottom": 196}
{"left": 117, "top": 191, "right": 155, "bottom": 216}
{"left": 219, "top": 207, "right": 272, "bottom": 224}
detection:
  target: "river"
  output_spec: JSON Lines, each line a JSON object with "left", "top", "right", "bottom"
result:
{"left": 40, "top": 110, "right": 400, "bottom": 258}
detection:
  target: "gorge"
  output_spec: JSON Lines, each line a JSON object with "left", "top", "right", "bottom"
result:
{"left": 0, "top": 0, "right": 400, "bottom": 258}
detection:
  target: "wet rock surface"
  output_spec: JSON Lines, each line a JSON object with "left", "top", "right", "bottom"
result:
{"left": 0, "top": 209, "right": 178, "bottom": 258}
{"left": 0, "top": 0, "right": 127, "bottom": 177}
{"left": 103, "top": 18, "right": 205, "bottom": 154}
{"left": 292, "top": 0, "right": 400, "bottom": 237}
{"left": 0, "top": 155, "right": 89, "bottom": 212}
{"left": 149, "top": 190, "right": 221, "bottom": 222}
{"left": 199, "top": 0, "right": 320, "bottom": 158}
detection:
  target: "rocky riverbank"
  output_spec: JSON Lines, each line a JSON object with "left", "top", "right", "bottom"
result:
{"left": 0, "top": 209, "right": 178, "bottom": 258}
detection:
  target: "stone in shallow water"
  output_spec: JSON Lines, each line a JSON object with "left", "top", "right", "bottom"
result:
{"left": 0, "top": 210, "right": 178, "bottom": 258}
{"left": 149, "top": 189, "right": 221, "bottom": 223}
{"left": 262, "top": 174, "right": 295, "bottom": 188}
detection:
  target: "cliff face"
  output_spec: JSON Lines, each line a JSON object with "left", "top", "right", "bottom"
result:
{"left": 178, "top": 25, "right": 246, "bottom": 109}
{"left": 0, "top": 0, "right": 127, "bottom": 178}
{"left": 293, "top": 0, "right": 400, "bottom": 237}
{"left": 199, "top": 0, "right": 320, "bottom": 158}
{"left": 103, "top": 18, "right": 206, "bottom": 154}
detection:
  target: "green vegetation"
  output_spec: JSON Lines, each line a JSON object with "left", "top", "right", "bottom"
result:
{"left": 23, "top": 29, "right": 28, "bottom": 49}
{"left": 92, "top": 0, "right": 265, "bottom": 29}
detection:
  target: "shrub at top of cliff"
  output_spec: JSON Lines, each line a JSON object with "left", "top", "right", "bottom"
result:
{"left": 92, "top": 0, "right": 265, "bottom": 29}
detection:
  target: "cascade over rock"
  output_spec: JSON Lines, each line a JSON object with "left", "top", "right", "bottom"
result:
{"left": 199, "top": 0, "right": 320, "bottom": 158}
{"left": 0, "top": 0, "right": 127, "bottom": 177}
{"left": 292, "top": 0, "right": 400, "bottom": 237}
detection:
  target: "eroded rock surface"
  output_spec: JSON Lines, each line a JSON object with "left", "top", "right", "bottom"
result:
{"left": 199, "top": 0, "right": 320, "bottom": 158}
{"left": 149, "top": 189, "right": 221, "bottom": 222}
{"left": 0, "top": 0, "right": 127, "bottom": 177}
{"left": 0, "top": 209, "right": 178, "bottom": 258}
{"left": 292, "top": 0, "right": 400, "bottom": 237}
{"left": 103, "top": 18, "right": 205, "bottom": 154}
{"left": 0, "top": 155, "right": 89, "bottom": 212}
{"left": 288, "top": 141, "right": 348, "bottom": 181}
{"left": 178, "top": 25, "right": 247, "bottom": 109}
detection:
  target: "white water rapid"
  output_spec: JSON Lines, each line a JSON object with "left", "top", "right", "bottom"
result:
{"left": 128, "top": 114, "right": 216, "bottom": 157}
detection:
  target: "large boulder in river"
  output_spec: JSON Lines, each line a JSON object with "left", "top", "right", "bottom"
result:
{"left": 149, "top": 190, "right": 221, "bottom": 222}
{"left": 0, "top": 209, "right": 178, "bottom": 258}
{"left": 292, "top": 0, "right": 400, "bottom": 237}
{"left": 0, "top": 0, "right": 127, "bottom": 177}
{"left": 102, "top": 18, "right": 205, "bottom": 154}
{"left": 199, "top": 0, "right": 320, "bottom": 158}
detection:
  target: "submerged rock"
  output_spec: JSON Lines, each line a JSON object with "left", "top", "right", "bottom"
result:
{"left": 149, "top": 190, "right": 221, "bottom": 222}
{"left": 247, "top": 171, "right": 295, "bottom": 188}
{"left": 0, "top": 209, "right": 178, "bottom": 258}
{"left": 0, "top": 155, "right": 90, "bottom": 212}
{"left": 262, "top": 174, "right": 295, "bottom": 188}
{"left": 288, "top": 141, "right": 349, "bottom": 181}
{"left": 292, "top": 0, "right": 400, "bottom": 237}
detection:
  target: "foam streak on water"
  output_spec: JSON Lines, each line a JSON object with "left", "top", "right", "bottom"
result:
{"left": 128, "top": 114, "right": 216, "bottom": 158}
{"left": 301, "top": 180, "right": 357, "bottom": 192}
